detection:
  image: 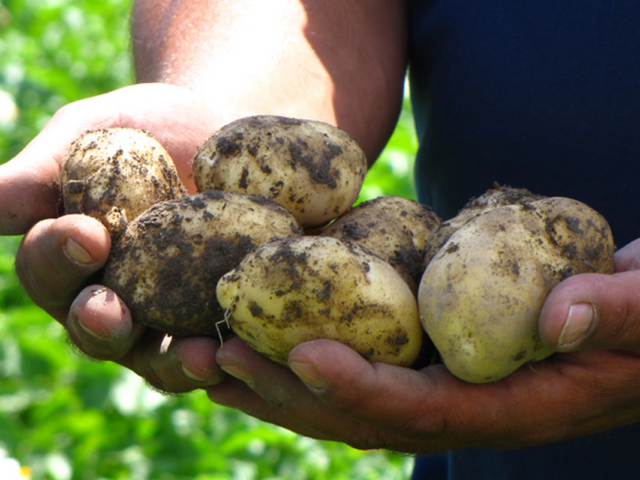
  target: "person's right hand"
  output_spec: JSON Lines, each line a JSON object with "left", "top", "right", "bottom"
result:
{"left": 207, "top": 238, "right": 640, "bottom": 453}
{"left": 6, "top": 83, "right": 229, "bottom": 393}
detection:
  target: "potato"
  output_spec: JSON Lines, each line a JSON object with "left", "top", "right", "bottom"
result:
{"left": 192, "top": 115, "right": 368, "bottom": 228}
{"left": 423, "top": 184, "right": 545, "bottom": 265}
{"left": 321, "top": 196, "right": 441, "bottom": 294}
{"left": 62, "top": 128, "right": 187, "bottom": 237}
{"left": 217, "top": 236, "right": 423, "bottom": 366}
{"left": 102, "top": 190, "right": 302, "bottom": 337}
{"left": 418, "top": 195, "right": 615, "bottom": 383}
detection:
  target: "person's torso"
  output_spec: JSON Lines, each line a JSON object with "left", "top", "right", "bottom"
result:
{"left": 409, "top": 0, "right": 640, "bottom": 247}
{"left": 409, "top": 2, "right": 640, "bottom": 478}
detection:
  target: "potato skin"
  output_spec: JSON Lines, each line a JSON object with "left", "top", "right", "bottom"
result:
{"left": 321, "top": 196, "right": 441, "bottom": 294}
{"left": 192, "top": 115, "right": 368, "bottom": 228}
{"left": 217, "top": 236, "right": 423, "bottom": 367}
{"left": 62, "top": 128, "right": 187, "bottom": 237}
{"left": 419, "top": 196, "right": 615, "bottom": 383}
{"left": 423, "top": 184, "right": 545, "bottom": 265}
{"left": 102, "top": 190, "right": 302, "bottom": 337}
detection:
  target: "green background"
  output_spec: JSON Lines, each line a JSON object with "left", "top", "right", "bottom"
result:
{"left": 0, "top": 0, "right": 419, "bottom": 478}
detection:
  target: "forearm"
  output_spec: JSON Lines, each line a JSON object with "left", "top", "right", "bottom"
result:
{"left": 131, "top": 0, "right": 408, "bottom": 160}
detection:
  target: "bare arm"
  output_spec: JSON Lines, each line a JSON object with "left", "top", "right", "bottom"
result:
{"left": 131, "top": 0, "right": 409, "bottom": 161}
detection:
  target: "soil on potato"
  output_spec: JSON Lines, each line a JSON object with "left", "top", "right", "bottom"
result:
{"left": 322, "top": 197, "right": 441, "bottom": 293}
{"left": 213, "top": 116, "right": 345, "bottom": 189}
{"left": 106, "top": 208, "right": 258, "bottom": 336}
{"left": 62, "top": 128, "right": 187, "bottom": 237}
{"left": 103, "top": 190, "right": 302, "bottom": 337}
{"left": 228, "top": 237, "right": 420, "bottom": 366}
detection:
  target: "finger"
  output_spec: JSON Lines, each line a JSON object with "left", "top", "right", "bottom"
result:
{"left": 69, "top": 284, "right": 224, "bottom": 392}
{"left": 172, "top": 336, "right": 226, "bottom": 386}
{"left": 214, "top": 337, "right": 384, "bottom": 446}
{"left": 0, "top": 159, "right": 62, "bottom": 234}
{"left": 15, "top": 214, "right": 111, "bottom": 320}
{"left": 287, "top": 340, "right": 589, "bottom": 451}
{"left": 220, "top": 338, "right": 640, "bottom": 452}
{"left": 207, "top": 376, "right": 338, "bottom": 441}
{"left": 0, "top": 96, "right": 100, "bottom": 234}
{"left": 612, "top": 237, "right": 640, "bottom": 272}
{"left": 0, "top": 95, "right": 118, "bottom": 235}
{"left": 118, "top": 331, "right": 224, "bottom": 394}
{"left": 538, "top": 271, "right": 640, "bottom": 351}
{"left": 1, "top": 84, "right": 222, "bottom": 235}
{"left": 288, "top": 339, "right": 456, "bottom": 450}
{"left": 14, "top": 206, "right": 221, "bottom": 394}
{"left": 67, "top": 285, "right": 145, "bottom": 360}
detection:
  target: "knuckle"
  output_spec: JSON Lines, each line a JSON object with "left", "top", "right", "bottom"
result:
{"left": 17, "top": 261, "right": 76, "bottom": 309}
{"left": 16, "top": 223, "right": 63, "bottom": 304}
{"left": 15, "top": 255, "right": 61, "bottom": 307}
{"left": 16, "top": 220, "right": 104, "bottom": 310}
{"left": 130, "top": 354, "right": 174, "bottom": 394}
{"left": 129, "top": 333, "right": 197, "bottom": 395}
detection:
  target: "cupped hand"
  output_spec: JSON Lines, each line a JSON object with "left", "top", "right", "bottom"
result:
{"left": 208, "top": 238, "right": 640, "bottom": 453}
{"left": 8, "top": 83, "right": 227, "bottom": 393}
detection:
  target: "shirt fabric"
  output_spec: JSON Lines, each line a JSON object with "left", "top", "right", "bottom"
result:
{"left": 408, "top": 1, "right": 640, "bottom": 478}
{"left": 409, "top": 0, "right": 640, "bottom": 247}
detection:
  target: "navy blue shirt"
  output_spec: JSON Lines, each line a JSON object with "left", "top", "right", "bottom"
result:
{"left": 409, "top": 1, "right": 640, "bottom": 478}
{"left": 410, "top": 0, "right": 640, "bottom": 247}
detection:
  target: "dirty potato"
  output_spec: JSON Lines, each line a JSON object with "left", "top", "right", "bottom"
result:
{"left": 62, "top": 128, "right": 187, "bottom": 237}
{"left": 217, "top": 236, "right": 423, "bottom": 367}
{"left": 102, "top": 190, "right": 302, "bottom": 337}
{"left": 423, "top": 184, "right": 545, "bottom": 265}
{"left": 321, "top": 196, "right": 441, "bottom": 294}
{"left": 419, "top": 195, "right": 615, "bottom": 383}
{"left": 192, "top": 115, "right": 368, "bottom": 228}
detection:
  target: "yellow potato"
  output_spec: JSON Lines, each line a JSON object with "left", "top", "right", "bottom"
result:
{"left": 192, "top": 115, "right": 367, "bottom": 228}
{"left": 102, "top": 191, "right": 302, "bottom": 337}
{"left": 62, "top": 128, "right": 187, "bottom": 237}
{"left": 419, "top": 196, "right": 615, "bottom": 383}
{"left": 321, "top": 196, "right": 441, "bottom": 294}
{"left": 423, "top": 184, "right": 544, "bottom": 265}
{"left": 217, "top": 236, "right": 423, "bottom": 366}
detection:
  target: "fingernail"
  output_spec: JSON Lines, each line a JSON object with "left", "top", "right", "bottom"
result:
{"left": 65, "top": 237, "right": 94, "bottom": 265}
{"left": 558, "top": 303, "right": 595, "bottom": 349}
{"left": 290, "top": 361, "right": 325, "bottom": 389}
{"left": 182, "top": 364, "right": 210, "bottom": 383}
{"left": 70, "top": 309, "right": 111, "bottom": 341}
{"left": 220, "top": 364, "right": 254, "bottom": 388}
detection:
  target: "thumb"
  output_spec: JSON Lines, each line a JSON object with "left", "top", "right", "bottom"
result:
{"left": 0, "top": 158, "right": 61, "bottom": 235}
{"left": 0, "top": 83, "right": 221, "bottom": 235}
{"left": 0, "top": 94, "right": 110, "bottom": 234}
{"left": 539, "top": 270, "right": 640, "bottom": 352}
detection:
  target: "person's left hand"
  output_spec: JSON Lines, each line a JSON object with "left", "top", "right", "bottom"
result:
{"left": 7, "top": 83, "right": 228, "bottom": 394}
{"left": 207, "top": 237, "right": 640, "bottom": 453}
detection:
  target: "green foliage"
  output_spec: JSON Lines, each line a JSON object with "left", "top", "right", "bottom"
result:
{"left": 0, "top": 1, "right": 419, "bottom": 478}
{"left": 0, "top": 234, "right": 416, "bottom": 479}
{"left": 0, "top": 0, "right": 134, "bottom": 163}
{"left": 360, "top": 91, "right": 418, "bottom": 202}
